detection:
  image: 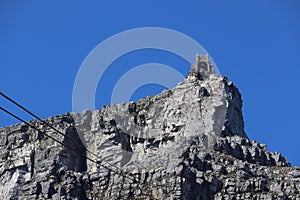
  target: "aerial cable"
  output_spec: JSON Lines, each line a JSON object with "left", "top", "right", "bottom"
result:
{"left": 0, "top": 91, "right": 132, "bottom": 178}
{"left": 0, "top": 104, "right": 137, "bottom": 183}
{"left": 0, "top": 92, "right": 97, "bottom": 157}
{"left": 0, "top": 105, "right": 177, "bottom": 196}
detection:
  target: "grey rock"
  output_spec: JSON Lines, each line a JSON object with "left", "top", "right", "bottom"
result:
{"left": 0, "top": 55, "right": 299, "bottom": 199}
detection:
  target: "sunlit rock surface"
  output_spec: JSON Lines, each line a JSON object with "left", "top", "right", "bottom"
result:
{"left": 0, "top": 73, "right": 299, "bottom": 199}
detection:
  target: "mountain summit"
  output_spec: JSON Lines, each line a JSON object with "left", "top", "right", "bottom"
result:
{"left": 0, "top": 55, "right": 299, "bottom": 199}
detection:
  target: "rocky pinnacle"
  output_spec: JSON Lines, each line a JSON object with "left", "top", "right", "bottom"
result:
{"left": 0, "top": 55, "right": 299, "bottom": 199}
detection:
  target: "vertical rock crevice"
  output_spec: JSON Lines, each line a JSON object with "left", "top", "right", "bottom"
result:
{"left": 30, "top": 149, "right": 35, "bottom": 178}
{"left": 59, "top": 126, "right": 87, "bottom": 172}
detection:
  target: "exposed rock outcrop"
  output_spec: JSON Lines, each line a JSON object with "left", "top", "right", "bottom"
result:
{"left": 0, "top": 62, "right": 299, "bottom": 199}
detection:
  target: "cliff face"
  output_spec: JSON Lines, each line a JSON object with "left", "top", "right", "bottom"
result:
{"left": 0, "top": 74, "right": 299, "bottom": 199}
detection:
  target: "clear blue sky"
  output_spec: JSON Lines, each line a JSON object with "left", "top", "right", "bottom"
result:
{"left": 1, "top": 1, "right": 300, "bottom": 165}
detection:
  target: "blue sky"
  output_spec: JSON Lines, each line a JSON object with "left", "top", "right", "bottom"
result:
{"left": 0, "top": 1, "right": 300, "bottom": 165}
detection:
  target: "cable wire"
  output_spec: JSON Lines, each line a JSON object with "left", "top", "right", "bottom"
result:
{"left": 0, "top": 91, "right": 137, "bottom": 181}
{"left": 1, "top": 92, "right": 105, "bottom": 162}
{"left": 0, "top": 100, "right": 180, "bottom": 197}
{"left": 0, "top": 104, "right": 137, "bottom": 183}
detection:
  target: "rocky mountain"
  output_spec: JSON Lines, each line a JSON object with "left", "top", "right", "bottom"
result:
{"left": 0, "top": 56, "right": 300, "bottom": 199}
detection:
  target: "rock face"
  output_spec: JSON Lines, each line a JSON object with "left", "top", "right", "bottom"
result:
{"left": 0, "top": 62, "right": 300, "bottom": 199}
